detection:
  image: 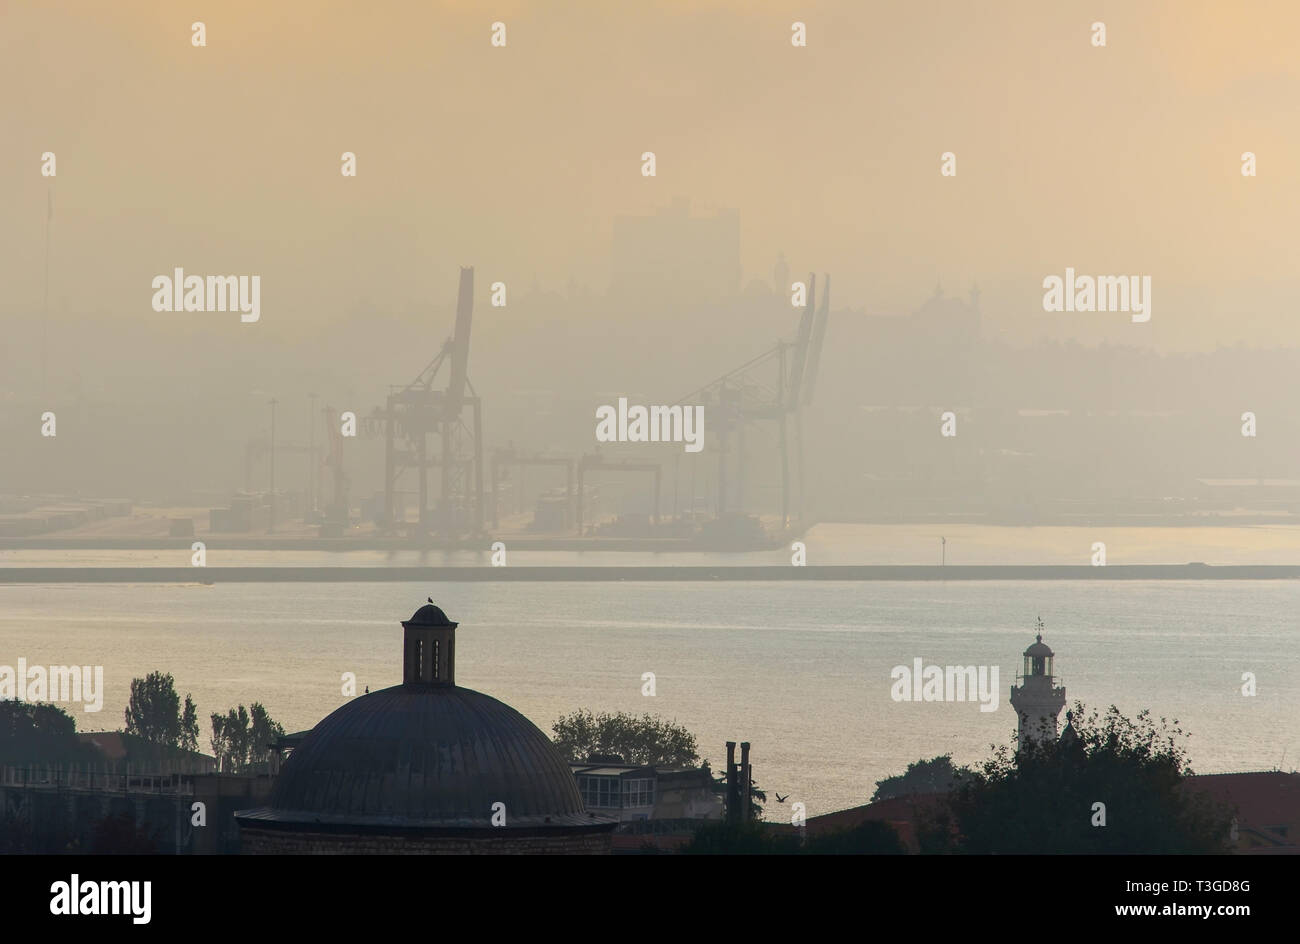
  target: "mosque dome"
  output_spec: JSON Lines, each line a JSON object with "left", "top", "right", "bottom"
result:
{"left": 234, "top": 601, "right": 615, "bottom": 852}
{"left": 251, "top": 684, "right": 589, "bottom": 828}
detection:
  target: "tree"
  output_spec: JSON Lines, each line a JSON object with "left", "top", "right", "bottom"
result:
{"left": 211, "top": 706, "right": 249, "bottom": 773}
{"left": 0, "top": 701, "right": 101, "bottom": 767}
{"left": 124, "top": 671, "right": 196, "bottom": 749}
{"left": 0, "top": 699, "right": 76, "bottom": 740}
{"left": 179, "top": 695, "right": 200, "bottom": 753}
{"left": 211, "top": 703, "right": 284, "bottom": 773}
{"left": 702, "top": 759, "right": 767, "bottom": 820}
{"left": 684, "top": 820, "right": 800, "bottom": 854}
{"left": 248, "top": 702, "right": 285, "bottom": 767}
{"left": 947, "top": 702, "right": 1233, "bottom": 854}
{"left": 803, "top": 819, "right": 905, "bottom": 854}
{"left": 208, "top": 714, "right": 230, "bottom": 772}
{"left": 872, "top": 754, "right": 970, "bottom": 802}
{"left": 551, "top": 710, "right": 699, "bottom": 767}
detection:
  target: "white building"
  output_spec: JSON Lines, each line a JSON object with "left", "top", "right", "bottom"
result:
{"left": 1009, "top": 621, "right": 1067, "bottom": 747}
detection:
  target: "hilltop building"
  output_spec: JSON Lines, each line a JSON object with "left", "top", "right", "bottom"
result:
{"left": 609, "top": 198, "right": 741, "bottom": 305}
{"left": 234, "top": 602, "right": 617, "bottom": 854}
{"left": 911, "top": 281, "right": 982, "bottom": 346}
{"left": 570, "top": 759, "right": 721, "bottom": 822}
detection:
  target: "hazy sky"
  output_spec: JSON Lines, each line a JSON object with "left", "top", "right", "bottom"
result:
{"left": 4, "top": 0, "right": 1300, "bottom": 366}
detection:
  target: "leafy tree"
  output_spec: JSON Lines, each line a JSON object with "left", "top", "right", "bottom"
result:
{"left": 248, "top": 702, "right": 285, "bottom": 767}
{"left": 0, "top": 699, "right": 76, "bottom": 740}
{"left": 684, "top": 820, "right": 800, "bottom": 854}
{"left": 872, "top": 754, "right": 970, "bottom": 802}
{"left": 0, "top": 701, "right": 97, "bottom": 765}
{"left": 551, "top": 710, "right": 699, "bottom": 767}
{"left": 948, "top": 702, "right": 1233, "bottom": 854}
{"left": 124, "top": 671, "right": 197, "bottom": 749}
{"left": 209, "top": 713, "right": 231, "bottom": 772}
{"left": 803, "top": 819, "right": 905, "bottom": 854}
{"left": 179, "top": 695, "right": 200, "bottom": 753}
{"left": 702, "top": 759, "right": 767, "bottom": 820}
{"left": 211, "top": 703, "right": 284, "bottom": 773}
{"left": 211, "top": 705, "right": 249, "bottom": 773}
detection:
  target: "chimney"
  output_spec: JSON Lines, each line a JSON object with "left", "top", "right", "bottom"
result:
{"left": 740, "top": 742, "right": 752, "bottom": 821}
{"left": 725, "top": 741, "right": 738, "bottom": 822}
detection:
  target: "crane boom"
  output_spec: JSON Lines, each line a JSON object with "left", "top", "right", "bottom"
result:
{"left": 802, "top": 275, "right": 830, "bottom": 406}
{"left": 786, "top": 271, "right": 817, "bottom": 410}
{"left": 445, "top": 266, "right": 474, "bottom": 416}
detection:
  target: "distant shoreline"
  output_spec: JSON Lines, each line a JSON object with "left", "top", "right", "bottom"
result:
{"left": 7, "top": 519, "right": 1300, "bottom": 554}
{"left": 2, "top": 565, "right": 1298, "bottom": 583}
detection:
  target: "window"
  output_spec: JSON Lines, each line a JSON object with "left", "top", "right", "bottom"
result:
{"left": 578, "top": 776, "right": 620, "bottom": 808}
{"left": 413, "top": 639, "right": 423, "bottom": 680}
{"left": 431, "top": 639, "right": 440, "bottom": 680}
{"left": 623, "top": 778, "right": 655, "bottom": 808}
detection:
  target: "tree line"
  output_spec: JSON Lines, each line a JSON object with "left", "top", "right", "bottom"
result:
{"left": 123, "top": 670, "right": 285, "bottom": 773}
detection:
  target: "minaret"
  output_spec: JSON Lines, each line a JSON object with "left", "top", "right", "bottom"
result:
{"left": 402, "top": 598, "right": 458, "bottom": 686}
{"left": 1009, "top": 619, "right": 1066, "bottom": 747}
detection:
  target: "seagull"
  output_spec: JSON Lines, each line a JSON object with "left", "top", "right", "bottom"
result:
{"left": 428, "top": 597, "right": 434, "bottom": 604}
{"left": 774, "top": 792, "right": 789, "bottom": 803}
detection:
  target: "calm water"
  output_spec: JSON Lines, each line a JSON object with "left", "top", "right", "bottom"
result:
{"left": 5, "top": 579, "right": 1294, "bottom": 816}
{"left": 2, "top": 579, "right": 1297, "bottom": 819}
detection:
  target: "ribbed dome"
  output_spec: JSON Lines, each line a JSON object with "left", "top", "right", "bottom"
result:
{"left": 258, "top": 684, "right": 587, "bottom": 829}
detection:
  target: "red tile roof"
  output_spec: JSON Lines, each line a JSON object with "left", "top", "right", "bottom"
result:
{"left": 1185, "top": 771, "right": 1300, "bottom": 851}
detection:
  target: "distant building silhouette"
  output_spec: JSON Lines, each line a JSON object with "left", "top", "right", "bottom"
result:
{"left": 773, "top": 251, "right": 789, "bottom": 297}
{"left": 910, "top": 280, "right": 981, "bottom": 346}
{"left": 1009, "top": 622, "right": 1067, "bottom": 747}
{"left": 609, "top": 197, "right": 740, "bottom": 305}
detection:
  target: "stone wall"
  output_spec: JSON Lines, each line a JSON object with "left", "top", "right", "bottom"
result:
{"left": 0, "top": 772, "right": 273, "bottom": 854}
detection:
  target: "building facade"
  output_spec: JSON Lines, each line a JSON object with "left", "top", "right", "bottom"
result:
{"left": 570, "top": 761, "right": 722, "bottom": 822}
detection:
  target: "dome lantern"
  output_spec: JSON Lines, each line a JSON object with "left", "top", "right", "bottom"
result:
{"left": 402, "top": 598, "right": 458, "bottom": 686}
{"left": 1009, "top": 617, "right": 1067, "bottom": 748}
{"left": 1022, "top": 618, "right": 1056, "bottom": 680}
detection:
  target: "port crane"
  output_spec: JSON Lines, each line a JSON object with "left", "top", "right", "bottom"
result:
{"left": 366, "top": 267, "right": 485, "bottom": 537}
{"left": 677, "top": 272, "right": 830, "bottom": 529}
